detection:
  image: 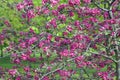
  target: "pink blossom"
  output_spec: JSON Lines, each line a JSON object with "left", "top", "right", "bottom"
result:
{"left": 67, "top": 25, "right": 73, "bottom": 32}
{"left": 77, "top": 62, "right": 87, "bottom": 68}
{"left": 45, "top": 24, "right": 51, "bottom": 29}
{"left": 19, "top": 42, "right": 26, "bottom": 48}
{"left": 55, "top": 36, "right": 61, "bottom": 41}
{"left": 22, "top": 13, "right": 27, "bottom": 18}
{"left": 89, "top": 17, "right": 98, "bottom": 22}
{"left": 60, "top": 49, "right": 69, "bottom": 57}
{"left": 29, "top": 28, "right": 35, "bottom": 33}
{"left": 69, "top": 50, "right": 75, "bottom": 57}
{"left": 26, "top": 73, "right": 32, "bottom": 78}
{"left": 100, "top": 24, "right": 109, "bottom": 31}
{"left": 103, "top": 12, "right": 109, "bottom": 18}
{"left": 28, "top": 57, "right": 37, "bottom": 62}
{"left": 86, "top": 61, "right": 92, "bottom": 65}
{"left": 58, "top": 14, "right": 66, "bottom": 22}
{"left": 58, "top": 70, "right": 70, "bottom": 77}
{"left": 57, "top": 4, "right": 68, "bottom": 11}
{"left": 74, "top": 34, "right": 83, "bottom": 41}
{"left": 27, "top": 10, "right": 36, "bottom": 20}
{"left": 0, "top": 34, "right": 4, "bottom": 40}
{"left": 97, "top": 72, "right": 112, "bottom": 80}
{"left": 16, "top": 76, "right": 21, "bottom": 80}
{"left": 63, "top": 31, "right": 68, "bottom": 36}
{"left": 70, "top": 42, "right": 78, "bottom": 50}
{"left": 47, "top": 66, "right": 51, "bottom": 71}
{"left": 75, "top": 56, "right": 84, "bottom": 62}
{"left": 68, "top": 0, "right": 80, "bottom": 6}
{"left": 39, "top": 56, "right": 43, "bottom": 60}
{"left": 43, "top": 76, "right": 50, "bottom": 80}
{"left": 50, "top": 19, "right": 57, "bottom": 28}
{"left": 68, "top": 0, "right": 74, "bottom": 6}
{"left": 107, "top": 19, "right": 116, "bottom": 24}
{"left": 47, "top": 34, "right": 52, "bottom": 40}
{"left": 74, "top": 20, "right": 80, "bottom": 27}
{"left": 34, "top": 75, "right": 39, "bottom": 80}
{"left": 43, "top": 8, "right": 50, "bottom": 14}
{"left": 75, "top": 56, "right": 86, "bottom": 68}
{"left": 24, "top": 66, "right": 30, "bottom": 72}
{"left": 28, "top": 37, "right": 37, "bottom": 45}
{"left": 16, "top": 3, "right": 24, "bottom": 11}
{"left": 43, "top": 46, "right": 49, "bottom": 52}
{"left": 78, "top": 43, "right": 85, "bottom": 49}
{"left": 39, "top": 41, "right": 44, "bottom": 48}
{"left": 19, "top": 31, "right": 26, "bottom": 36}
{"left": 50, "top": 0, "right": 59, "bottom": 6}
{"left": 91, "top": 8, "right": 100, "bottom": 15}
{"left": 52, "top": 10, "right": 59, "bottom": 16}
{"left": 23, "top": 0, "right": 33, "bottom": 6}
{"left": 21, "top": 54, "right": 29, "bottom": 60}
{"left": 11, "top": 53, "right": 18, "bottom": 58}
{"left": 83, "top": 0, "right": 91, "bottom": 4}
{"left": 26, "top": 49, "right": 32, "bottom": 55}
{"left": 42, "top": 0, "right": 49, "bottom": 5}
{"left": 69, "top": 11, "right": 74, "bottom": 17}
{"left": 8, "top": 69, "right": 17, "bottom": 76}
{"left": 4, "top": 20, "right": 11, "bottom": 27}
{"left": 99, "top": 62, "right": 105, "bottom": 68}
{"left": 13, "top": 58, "right": 21, "bottom": 64}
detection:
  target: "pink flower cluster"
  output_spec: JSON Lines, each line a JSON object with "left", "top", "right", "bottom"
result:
{"left": 68, "top": 0, "right": 80, "bottom": 6}
{"left": 8, "top": 69, "right": 17, "bottom": 76}
{"left": 2, "top": 0, "right": 119, "bottom": 79}
{"left": 98, "top": 71, "right": 114, "bottom": 80}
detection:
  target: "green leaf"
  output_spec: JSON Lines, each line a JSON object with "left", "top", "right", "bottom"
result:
{"left": 89, "top": 48, "right": 98, "bottom": 53}
{"left": 29, "top": 26, "right": 40, "bottom": 34}
{"left": 57, "top": 32, "right": 62, "bottom": 36}
{"left": 58, "top": 24, "right": 66, "bottom": 29}
{"left": 84, "top": 52, "right": 92, "bottom": 56}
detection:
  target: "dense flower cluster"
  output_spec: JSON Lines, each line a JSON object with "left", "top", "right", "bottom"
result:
{"left": 1, "top": 0, "right": 120, "bottom": 80}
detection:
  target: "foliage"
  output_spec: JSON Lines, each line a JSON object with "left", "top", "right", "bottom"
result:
{"left": 0, "top": 0, "right": 120, "bottom": 80}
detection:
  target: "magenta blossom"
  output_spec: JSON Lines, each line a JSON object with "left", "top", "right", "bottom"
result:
{"left": 16, "top": 2, "right": 24, "bottom": 11}
{"left": 49, "top": 18, "right": 57, "bottom": 28}
{"left": 28, "top": 37, "right": 37, "bottom": 45}
{"left": 50, "top": 0, "right": 59, "bottom": 6}
{"left": 67, "top": 25, "right": 73, "bottom": 32}
{"left": 19, "top": 42, "right": 26, "bottom": 48}
{"left": 42, "top": 0, "right": 49, "bottom": 5}
{"left": 58, "top": 70, "right": 70, "bottom": 77}
{"left": 83, "top": 0, "right": 91, "bottom": 4}
{"left": 58, "top": 14, "right": 66, "bottom": 22}
{"left": 8, "top": 69, "right": 17, "bottom": 76}
{"left": 39, "top": 41, "right": 45, "bottom": 48}
{"left": 60, "top": 49, "right": 69, "bottom": 57}
{"left": 24, "top": 66, "right": 30, "bottom": 72}
{"left": 52, "top": 10, "right": 59, "bottom": 16}
{"left": 68, "top": 0, "right": 80, "bottom": 6}
{"left": 43, "top": 76, "right": 50, "bottom": 80}
{"left": 21, "top": 54, "right": 29, "bottom": 60}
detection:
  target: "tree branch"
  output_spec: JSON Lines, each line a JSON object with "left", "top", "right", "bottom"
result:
{"left": 39, "top": 63, "right": 64, "bottom": 80}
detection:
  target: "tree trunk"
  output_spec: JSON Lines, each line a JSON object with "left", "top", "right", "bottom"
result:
{"left": 0, "top": 46, "right": 3, "bottom": 57}
{"left": 116, "top": 61, "right": 120, "bottom": 80}
{"left": 115, "top": 49, "right": 120, "bottom": 80}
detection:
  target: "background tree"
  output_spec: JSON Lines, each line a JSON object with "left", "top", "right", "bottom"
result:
{"left": 0, "top": 0, "right": 120, "bottom": 80}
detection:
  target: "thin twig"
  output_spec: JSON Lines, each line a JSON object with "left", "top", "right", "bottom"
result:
{"left": 39, "top": 63, "right": 64, "bottom": 80}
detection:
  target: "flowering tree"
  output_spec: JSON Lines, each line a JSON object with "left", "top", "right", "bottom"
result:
{"left": 0, "top": 0, "right": 120, "bottom": 80}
